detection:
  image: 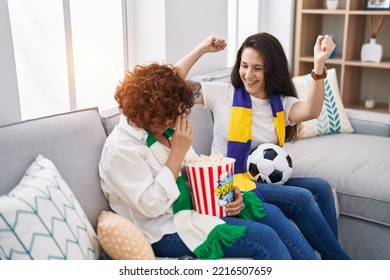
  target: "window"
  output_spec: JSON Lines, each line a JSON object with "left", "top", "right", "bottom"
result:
{"left": 8, "top": 0, "right": 124, "bottom": 120}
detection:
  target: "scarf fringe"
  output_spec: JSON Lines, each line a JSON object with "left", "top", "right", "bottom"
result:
{"left": 238, "top": 192, "right": 267, "bottom": 221}
{"left": 193, "top": 224, "right": 246, "bottom": 259}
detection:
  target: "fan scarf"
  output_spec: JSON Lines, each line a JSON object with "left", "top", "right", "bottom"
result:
{"left": 146, "top": 128, "right": 246, "bottom": 259}
{"left": 227, "top": 86, "right": 285, "bottom": 195}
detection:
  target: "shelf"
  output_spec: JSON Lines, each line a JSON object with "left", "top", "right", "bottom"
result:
{"left": 349, "top": 101, "right": 390, "bottom": 114}
{"left": 302, "top": 9, "right": 346, "bottom": 14}
{"left": 345, "top": 59, "right": 390, "bottom": 69}
{"left": 300, "top": 57, "right": 390, "bottom": 69}
{"left": 294, "top": 0, "right": 390, "bottom": 114}
{"left": 349, "top": 11, "right": 390, "bottom": 15}
{"left": 302, "top": 9, "right": 390, "bottom": 16}
{"left": 299, "top": 56, "right": 343, "bottom": 65}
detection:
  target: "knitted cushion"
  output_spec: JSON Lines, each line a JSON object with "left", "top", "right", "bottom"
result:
{"left": 97, "top": 211, "right": 155, "bottom": 260}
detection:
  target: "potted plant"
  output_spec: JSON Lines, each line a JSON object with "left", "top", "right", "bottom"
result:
{"left": 361, "top": 15, "right": 389, "bottom": 63}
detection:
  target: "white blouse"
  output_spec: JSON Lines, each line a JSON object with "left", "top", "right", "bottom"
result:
{"left": 99, "top": 115, "right": 180, "bottom": 243}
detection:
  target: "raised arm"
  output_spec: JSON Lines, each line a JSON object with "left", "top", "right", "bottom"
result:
{"left": 289, "top": 34, "right": 336, "bottom": 123}
{"left": 174, "top": 35, "right": 226, "bottom": 79}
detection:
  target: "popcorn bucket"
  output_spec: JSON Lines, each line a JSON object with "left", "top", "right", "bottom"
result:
{"left": 186, "top": 156, "right": 235, "bottom": 217}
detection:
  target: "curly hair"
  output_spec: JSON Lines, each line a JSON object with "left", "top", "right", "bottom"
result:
{"left": 115, "top": 63, "right": 194, "bottom": 131}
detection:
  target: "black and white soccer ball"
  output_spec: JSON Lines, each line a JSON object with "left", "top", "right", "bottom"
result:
{"left": 247, "top": 143, "right": 293, "bottom": 184}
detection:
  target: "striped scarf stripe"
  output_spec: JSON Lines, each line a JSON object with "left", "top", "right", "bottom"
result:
{"left": 227, "top": 86, "right": 285, "bottom": 193}
{"left": 270, "top": 95, "right": 286, "bottom": 147}
{"left": 146, "top": 128, "right": 246, "bottom": 259}
{"left": 227, "top": 87, "right": 255, "bottom": 192}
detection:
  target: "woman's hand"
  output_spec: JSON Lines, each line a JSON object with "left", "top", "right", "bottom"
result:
{"left": 200, "top": 35, "right": 227, "bottom": 54}
{"left": 226, "top": 186, "right": 243, "bottom": 217}
{"left": 313, "top": 34, "right": 336, "bottom": 71}
{"left": 174, "top": 35, "right": 226, "bottom": 79}
{"left": 171, "top": 114, "right": 193, "bottom": 153}
{"left": 166, "top": 115, "right": 193, "bottom": 179}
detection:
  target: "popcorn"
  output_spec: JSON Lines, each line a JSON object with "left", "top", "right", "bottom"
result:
{"left": 186, "top": 155, "right": 235, "bottom": 217}
{"left": 186, "top": 154, "right": 233, "bottom": 167}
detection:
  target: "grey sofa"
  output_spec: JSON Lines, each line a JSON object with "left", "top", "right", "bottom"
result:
{"left": 0, "top": 108, "right": 111, "bottom": 233}
{"left": 284, "top": 108, "right": 390, "bottom": 260}
{"left": 1, "top": 102, "right": 389, "bottom": 260}
{"left": 188, "top": 105, "right": 390, "bottom": 260}
{"left": 189, "top": 69, "right": 390, "bottom": 260}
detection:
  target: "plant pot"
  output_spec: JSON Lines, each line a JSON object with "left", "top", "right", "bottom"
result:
{"left": 361, "top": 38, "right": 383, "bottom": 63}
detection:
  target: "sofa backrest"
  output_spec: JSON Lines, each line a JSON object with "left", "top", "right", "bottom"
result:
{"left": 0, "top": 107, "right": 110, "bottom": 229}
{"left": 99, "top": 105, "right": 215, "bottom": 156}
{"left": 346, "top": 108, "right": 390, "bottom": 137}
{"left": 188, "top": 105, "right": 214, "bottom": 156}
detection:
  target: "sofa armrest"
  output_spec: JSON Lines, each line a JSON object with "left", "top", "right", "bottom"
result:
{"left": 99, "top": 106, "right": 215, "bottom": 156}
{"left": 345, "top": 108, "right": 390, "bottom": 137}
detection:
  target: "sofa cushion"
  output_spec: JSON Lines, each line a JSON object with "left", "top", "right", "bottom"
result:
{"left": 284, "top": 133, "right": 390, "bottom": 227}
{"left": 97, "top": 211, "right": 155, "bottom": 260}
{"left": 0, "top": 154, "right": 101, "bottom": 260}
{"left": 99, "top": 106, "right": 214, "bottom": 156}
{"left": 188, "top": 105, "right": 214, "bottom": 156}
{"left": 292, "top": 68, "right": 354, "bottom": 139}
{"left": 99, "top": 107, "right": 121, "bottom": 136}
{"left": 0, "top": 108, "right": 110, "bottom": 229}
{"left": 346, "top": 108, "right": 390, "bottom": 137}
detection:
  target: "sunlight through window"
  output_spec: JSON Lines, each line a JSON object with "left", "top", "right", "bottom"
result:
{"left": 8, "top": 0, "right": 124, "bottom": 120}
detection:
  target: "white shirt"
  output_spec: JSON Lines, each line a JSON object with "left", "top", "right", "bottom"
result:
{"left": 99, "top": 115, "right": 180, "bottom": 243}
{"left": 201, "top": 82, "right": 299, "bottom": 155}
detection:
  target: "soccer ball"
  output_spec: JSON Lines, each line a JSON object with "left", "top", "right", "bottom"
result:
{"left": 247, "top": 143, "right": 293, "bottom": 184}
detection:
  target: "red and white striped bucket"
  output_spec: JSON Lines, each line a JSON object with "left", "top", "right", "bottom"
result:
{"left": 186, "top": 157, "right": 235, "bottom": 217}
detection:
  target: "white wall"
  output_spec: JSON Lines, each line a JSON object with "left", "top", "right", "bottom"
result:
{"left": 0, "top": 0, "right": 21, "bottom": 126}
{"left": 133, "top": 0, "right": 166, "bottom": 65}
{"left": 237, "top": 0, "right": 260, "bottom": 47}
{"left": 227, "top": 0, "right": 295, "bottom": 68}
{"left": 258, "top": 0, "right": 295, "bottom": 65}
{"left": 165, "top": 0, "right": 228, "bottom": 76}
{"left": 126, "top": 0, "right": 309, "bottom": 77}
{"left": 127, "top": 0, "right": 228, "bottom": 76}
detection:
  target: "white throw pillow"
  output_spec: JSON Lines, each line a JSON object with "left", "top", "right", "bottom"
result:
{"left": 0, "top": 154, "right": 101, "bottom": 260}
{"left": 292, "top": 68, "right": 354, "bottom": 139}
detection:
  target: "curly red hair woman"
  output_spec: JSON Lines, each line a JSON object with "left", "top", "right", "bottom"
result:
{"left": 115, "top": 63, "right": 194, "bottom": 131}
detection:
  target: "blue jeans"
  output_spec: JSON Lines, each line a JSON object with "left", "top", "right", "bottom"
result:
{"left": 152, "top": 203, "right": 318, "bottom": 260}
{"left": 256, "top": 177, "right": 350, "bottom": 260}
